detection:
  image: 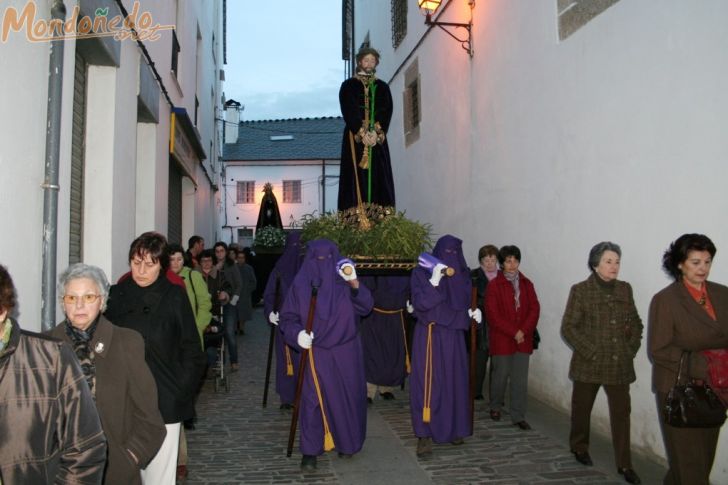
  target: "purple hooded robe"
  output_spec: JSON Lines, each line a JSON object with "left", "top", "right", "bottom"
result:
{"left": 263, "top": 232, "right": 302, "bottom": 405}
{"left": 409, "top": 235, "right": 472, "bottom": 443}
{"left": 359, "top": 276, "right": 410, "bottom": 387}
{"left": 279, "top": 239, "right": 374, "bottom": 456}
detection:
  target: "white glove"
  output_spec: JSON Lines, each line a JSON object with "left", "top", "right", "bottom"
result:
{"left": 406, "top": 300, "right": 414, "bottom": 314}
{"left": 269, "top": 311, "right": 280, "bottom": 326}
{"left": 468, "top": 308, "right": 482, "bottom": 324}
{"left": 338, "top": 263, "right": 357, "bottom": 281}
{"left": 429, "top": 263, "right": 447, "bottom": 287}
{"left": 297, "top": 330, "right": 314, "bottom": 350}
{"left": 230, "top": 295, "right": 239, "bottom": 306}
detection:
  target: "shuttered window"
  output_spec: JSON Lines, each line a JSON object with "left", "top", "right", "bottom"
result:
{"left": 168, "top": 160, "right": 183, "bottom": 244}
{"left": 282, "top": 180, "right": 301, "bottom": 203}
{"left": 236, "top": 181, "right": 255, "bottom": 204}
{"left": 69, "top": 51, "right": 87, "bottom": 264}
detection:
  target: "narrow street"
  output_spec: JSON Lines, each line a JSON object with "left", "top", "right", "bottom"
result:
{"left": 185, "top": 308, "right": 666, "bottom": 484}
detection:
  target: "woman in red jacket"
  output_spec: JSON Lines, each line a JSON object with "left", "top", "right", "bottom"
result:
{"left": 486, "top": 245, "right": 540, "bottom": 430}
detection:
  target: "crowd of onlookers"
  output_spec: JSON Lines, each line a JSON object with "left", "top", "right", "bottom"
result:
{"left": 269, "top": 232, "right": 728, "bottom": 485}
{"left": 463, "top": 234, "right": 728, "bottom": 485}
{"left": 1, "top": 231, "right": 727, "bottom": 485}
{"left": 0, "top": 232, "right": 257, "bottom": 483}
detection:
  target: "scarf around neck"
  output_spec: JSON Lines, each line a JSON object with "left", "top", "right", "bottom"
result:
{"left": 65, "top": 317, "right": 100, "bottom": 398}
{"left": 0, "top": 317, "right": 11, "bottom": 352}
{"left": 504, "top": 271, "right": 521, "bottom": 309}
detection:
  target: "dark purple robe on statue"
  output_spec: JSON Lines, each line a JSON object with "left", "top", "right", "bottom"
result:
{"left": 359, "top": 276, "right": 410, "bottom": 387}
{"left": 409, "top": 235, "right": 472, "bottom": 443}
{"left": 263, "top": 232, "right": 302, "bottom": 405}
{"left": 279, "top": 239, "right": 374, "bottom": 456}
{"left": 337, "top": 76, "right": 395, "bottom": 211}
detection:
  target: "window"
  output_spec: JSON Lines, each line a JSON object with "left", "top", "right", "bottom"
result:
{"left": 391, "top": 0, "right": 407, "bottom": 48}
{"left": 171, "top": 30, "right": 181, "bottom": 77}
{"left": 343, "top": 0, "right": 354, "bottom": 75}
{"left": 194, "top": 95, "right": 199, "bottom": 125}
{"left": 237, "top": 228, "right": 253, "bottom": 247}
{"left": 403, "top": 58, "right": 421, "bottom": 146}
{"left": 557, "top": 0, "right": 620, "bottom": 41}
{"left": 236, "top": 181, "right": 255, "bottom": 204}
{"left": 283, "top": 180, "right": 302, "bottom": 203}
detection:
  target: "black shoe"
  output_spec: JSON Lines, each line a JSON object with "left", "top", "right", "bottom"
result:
{"left": 572, "top": 451, "right": 593, "bottom": 466}
{"left": 338, "top": 452, "right": 353, "bottom": 458}
{"left": 279, "top": 403, "right": 293, "bottom": 410}
{"left": 300, "top": 455, "right": 317, "bottom": 470}
{"left": 474, "top": 394, "right": 484, "bottom": 400}
{"left": 489, "top": 410, "right": 501, "bottom": 421}
{"left": 366, "top": 397, "right": 373, "bottom": 404}
{"left": 451, "top": 438, "right": 464, "bottom": 445}
{"left": 380, "top": 392, "right": 395, "bottom": 400}
{"left": 514, "top": 420, "right": 532, "bottom": 430}
{"left": 416, "top": 437, "right": 433, "bottom": 456}
{"left": 618, "top": 468, "right": 641, "bottom": 484}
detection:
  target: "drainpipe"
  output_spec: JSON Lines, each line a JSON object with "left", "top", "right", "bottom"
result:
{"left": 321, "top": 159, "right": 326, "bottom": 212}
{"left": 41, "top": 0, "right": 66, "bottom": 331}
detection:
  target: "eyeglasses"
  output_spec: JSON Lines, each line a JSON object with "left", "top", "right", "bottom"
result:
{"left": 62, "top": 294, "right": 101, "bottom": 305}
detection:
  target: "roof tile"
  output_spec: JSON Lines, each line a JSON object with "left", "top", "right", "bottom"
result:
{"left": 223, "top": 116, "right": 344, "bottom": 161}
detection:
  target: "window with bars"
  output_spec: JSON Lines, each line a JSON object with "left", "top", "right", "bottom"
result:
{"left": 236, "top": 181, "right": 255, "bottom": 204}
{"left": 282, "top": 180, "right": 302, "bottom": 203}
{"left": 171, "top": 30, "right": 181, "bottom": 78}
{"left": 403, "top": 58, "right": 421, "bottom": 146}
{"left": 391, "top": 0, "right": 407, "bottom": 48}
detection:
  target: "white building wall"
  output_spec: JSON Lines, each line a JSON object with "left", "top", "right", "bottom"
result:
{"left": 222, "top": 162, "right": 340, "bottom": 244}
{"left": 357, "top": 0, "right": 728, "bottom": 479}
{"left": 0, "top": 0, "right": 77, "bottom": 325}
{"left": 0, "top": 0, "right": 223, "bottom": 328}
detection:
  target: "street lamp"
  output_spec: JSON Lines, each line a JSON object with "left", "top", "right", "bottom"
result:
{"left": 418, "top": 0, "right": 474, "bottom": 57}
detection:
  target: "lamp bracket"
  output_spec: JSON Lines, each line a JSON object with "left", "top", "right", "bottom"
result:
{"left": 425, "top": 13, "right": 473, "bottom": 57}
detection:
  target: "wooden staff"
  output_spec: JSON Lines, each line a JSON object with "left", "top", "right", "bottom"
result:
{"left": 286, "top": 284, "right": 319, "bottom": 457}
{"left": 469, "top": 283, "right": 478, "bottom": 433}
{"left": 262, "top": 274, "right": 281, "bottom": 408}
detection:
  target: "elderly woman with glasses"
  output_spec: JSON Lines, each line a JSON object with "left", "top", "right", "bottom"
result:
{"left": 49, "top": 263, "right": 166, "bottom": 484}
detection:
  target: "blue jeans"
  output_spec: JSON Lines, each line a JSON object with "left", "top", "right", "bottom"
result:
{"left": 223, "top": 303, "right": 238, "bottom": 364}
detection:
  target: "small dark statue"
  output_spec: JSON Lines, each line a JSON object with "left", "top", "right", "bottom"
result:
{"left": 256, "top": 183, "right": 283, "bottom": 230}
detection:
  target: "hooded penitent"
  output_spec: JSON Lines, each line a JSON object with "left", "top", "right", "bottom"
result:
{"left": 279, "top": 239, "right": 374, "bottom": 456}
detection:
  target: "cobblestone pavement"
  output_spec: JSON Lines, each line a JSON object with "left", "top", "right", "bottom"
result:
{"left": 185, "top": 308, "right": 664, "bottom": 484}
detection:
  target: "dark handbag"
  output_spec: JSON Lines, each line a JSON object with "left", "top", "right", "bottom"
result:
{"left": 533, "top": 329, "right": 541, "bottom": 349}
{"left": 663, "top": 352, "right": 727, "bottom": 428}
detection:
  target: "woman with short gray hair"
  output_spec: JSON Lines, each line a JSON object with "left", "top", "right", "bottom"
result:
{"left": 561, "top": 242, "right": 643, "bottom": 484}
{"left": 56, "top": 263, "right": 110, "bottom": 311}
{"left": 49, "top": 263, "right": 166, "bottom": 484}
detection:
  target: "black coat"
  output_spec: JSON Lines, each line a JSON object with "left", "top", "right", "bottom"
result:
{"left": 338, "top": 76, "right": 395, "bottom": 211}
{"left": 470, "top": 267, "right": 489, "bottom": 352}
{"left": 105, "top": 275, "right": 206, "bottom": 423}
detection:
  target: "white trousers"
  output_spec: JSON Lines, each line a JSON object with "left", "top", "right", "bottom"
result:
{"left": 141, "top": 422, "right": 181, "bottom": 485}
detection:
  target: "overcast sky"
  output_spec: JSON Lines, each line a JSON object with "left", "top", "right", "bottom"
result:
{"left": 224, "top": 1, "right": 346, "bottom": 121}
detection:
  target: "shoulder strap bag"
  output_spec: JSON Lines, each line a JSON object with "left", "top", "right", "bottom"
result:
{"left": 664, "top": 351, "right": 727, "bottom": 428}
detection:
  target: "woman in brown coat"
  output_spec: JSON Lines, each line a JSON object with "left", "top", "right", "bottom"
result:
{"left": 50, "top": 263, "right": 166, "bottom": 484}
{"left": 561, "top": 242, "right": 642, "bottom": 484}
{"left": 649, "top": 233, "right": 728, "bottom": 485}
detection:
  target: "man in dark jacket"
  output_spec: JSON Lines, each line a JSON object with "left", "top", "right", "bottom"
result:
{"left": 105, "top": 232, "right": 206, "bottom": 484}
{"left": 0, "top": 264, "right": 107, "bottom": 483}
